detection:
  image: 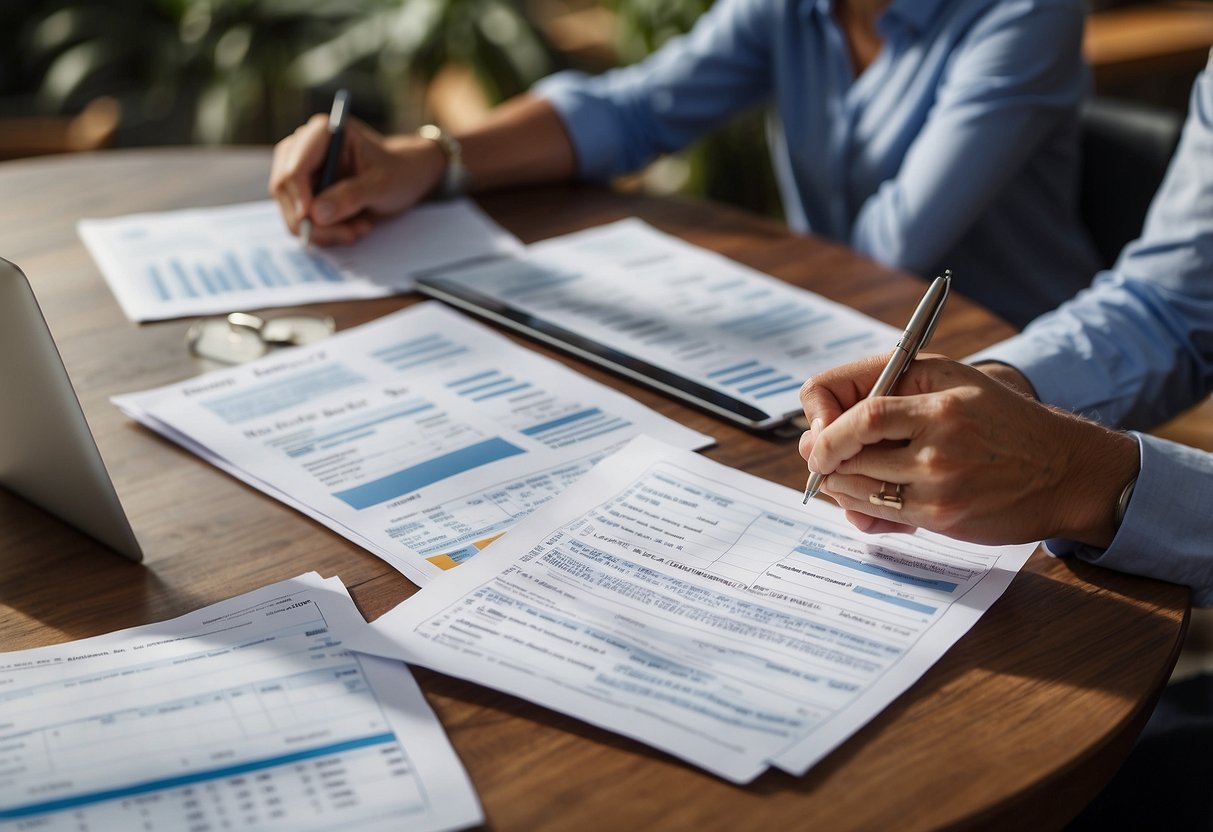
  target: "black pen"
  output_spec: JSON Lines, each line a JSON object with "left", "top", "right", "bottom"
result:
{"left": 300, "top": 88, "right": 351, "bottom": 248}
{"left": 802, "top": 270, "right": 951, "bottom": 503}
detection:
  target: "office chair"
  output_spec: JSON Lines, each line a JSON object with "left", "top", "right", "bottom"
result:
{"left": 1079, "top": 96, "right": 1183, "bottom": 269}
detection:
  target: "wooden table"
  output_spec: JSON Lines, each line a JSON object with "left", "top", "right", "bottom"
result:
{"left": 0, "top": 148, "right": 1189, "bottom": 831}
{"left": 1084, "top": 1, "right": 1213, "bottom": 89}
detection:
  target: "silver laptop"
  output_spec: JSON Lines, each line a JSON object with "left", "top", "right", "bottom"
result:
{"left": 0, "top": 257, "right": 142, "bottom": 560}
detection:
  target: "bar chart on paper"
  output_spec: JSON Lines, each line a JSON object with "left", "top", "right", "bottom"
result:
{"left": 144, "top": 245, "right": 346, "bottom": 302}
{"left": 79, "top": 199, "right": 522, "bottom": 321}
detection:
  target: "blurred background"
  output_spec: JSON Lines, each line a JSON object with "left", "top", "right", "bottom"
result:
{"left": 0, "top": 0, "right": 1209, "bottom": 218}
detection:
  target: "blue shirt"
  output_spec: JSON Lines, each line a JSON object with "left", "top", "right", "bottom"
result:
{"left": 534, "top": 0, "right": 1101, "bottom": 328}
{"left": 972, "top": 63, "right": 1213, "bottom": 604}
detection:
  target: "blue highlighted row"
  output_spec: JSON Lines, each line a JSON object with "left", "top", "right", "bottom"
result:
{"left": 0, "top": 732, "right": 397, "bottom": 820}
{"left": 334, "top": 436, "right": 526, "bottom": 509}
{"left": 794, "top": 545, "right": 958, "bottom": 592}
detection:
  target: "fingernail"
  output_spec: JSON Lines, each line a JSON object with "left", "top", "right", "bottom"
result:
{"left": 294, "top": 199, "right": 305, "bottom": 218}
{"left": 314, "top": 200, "right": 334, "bottom": 222}
{"left": 811, "top": 418, "right": 823, "bottom": 434}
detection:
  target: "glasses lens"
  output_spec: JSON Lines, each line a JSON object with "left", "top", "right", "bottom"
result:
{"left": 259, "top": 315, "right": 336, "bottom": 346}
{"left": 186, "top": 319, "right": 269, "bottom": 364}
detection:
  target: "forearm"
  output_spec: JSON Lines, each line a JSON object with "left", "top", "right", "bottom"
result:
{"left": 433, "top": 95, "right": 577, "bottom": 193}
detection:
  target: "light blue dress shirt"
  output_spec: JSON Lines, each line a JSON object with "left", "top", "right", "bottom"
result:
{"left": 534, "top": 0, "right": 1101, "bottom": 328}
{"left": 972, "top": 63, "right": 1213, "bottom": 604}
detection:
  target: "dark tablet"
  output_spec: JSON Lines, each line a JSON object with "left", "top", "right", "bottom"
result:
{"left": 415, "top": 270, "right": 791, "bottom": 431}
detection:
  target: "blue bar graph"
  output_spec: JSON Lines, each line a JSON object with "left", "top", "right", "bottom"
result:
{"left": 333, "top": 437, "right": 527, "bottom": 509}
{"left": 147, "top": 266, "right": 170, "bottom": 301}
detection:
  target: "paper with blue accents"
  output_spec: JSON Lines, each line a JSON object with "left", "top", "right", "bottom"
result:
{"left": 79, "top": 199, "right": 520, "bottom": 322}
{"left": 113, "top": 303, "right": 712, "bottom": 585}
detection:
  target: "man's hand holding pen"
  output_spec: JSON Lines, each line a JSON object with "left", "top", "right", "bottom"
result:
{"left": 797, "top": 352, "right": 1140, "bottom": 549}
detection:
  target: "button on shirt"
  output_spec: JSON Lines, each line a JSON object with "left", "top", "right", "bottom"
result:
{"left": 535, "top": 0, "right": 1101, "bottom": 328}
{"left": 972, "top": 64, "right": 1213, "bottom": 603}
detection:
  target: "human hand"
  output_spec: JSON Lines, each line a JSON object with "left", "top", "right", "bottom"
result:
{"left": 798, "top": 355, "right": 1139, "bottom": 548}
{"left": 268, "top": 115, "right": 446, "bottom": 246}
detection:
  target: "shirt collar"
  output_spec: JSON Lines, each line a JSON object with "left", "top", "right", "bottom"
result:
{"left": 805, "top": 0, "right": 952, "bottom": 38}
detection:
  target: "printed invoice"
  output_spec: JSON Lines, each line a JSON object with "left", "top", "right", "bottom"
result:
{"left": 0, "top": 573, "right": 481, "bottom": 831}
{"left": 349, "top": 436, "right": 1036, "bottom": 783}
{"left": 112, "top": 303, "right": 712, "bottom": 585}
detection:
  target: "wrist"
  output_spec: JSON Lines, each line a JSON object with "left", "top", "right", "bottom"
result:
{"left": 973, "top": 361, "right": 1037, "bottom": 400}
{"left": 1054, "top": 416, "right": 1140, "bottom": 548}
{"left": 416, "top": 124, "right": 468, "bottom": 198}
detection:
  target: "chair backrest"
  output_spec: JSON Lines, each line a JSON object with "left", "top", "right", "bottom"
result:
{"left": 1079, "top": 96, "right": 1183, "bottom": 269}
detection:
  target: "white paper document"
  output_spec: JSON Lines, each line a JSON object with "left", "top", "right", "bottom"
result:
{"left": 79, "top": 199, "right": 521, "bottom": 321}
{"left": 349, "top": 436, "right": 1035, "bottom": 784}
{"left": 417, "top": 218, "right": 901, "bottom": 424}
{"left": 113, "top": 303, "right": 713, "bottom": 585}
{"left": 0, "top": 573, "right": 481, "bottom": 831}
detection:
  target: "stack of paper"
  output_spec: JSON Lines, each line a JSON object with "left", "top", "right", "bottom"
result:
{"left": 113, "top": 303, "right": 713, "bottom": 586}
{"left": 79, "top": 199, "right": 522, "bottom": 322}
{"left": 350, "top": 437, "right": 1036, "bottom": 783}
{"left": 0, "top": 573, "right": 481, "bottom": 831}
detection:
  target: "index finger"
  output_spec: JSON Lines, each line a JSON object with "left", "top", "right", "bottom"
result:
{"left": 269, "top": 114, "right": 330, "bottom": 226}
{"left": 808, "top": 392, "right": 932, "bottom": 478}
{"left": 799, "top": 352, "right": 896, "bottom": 432}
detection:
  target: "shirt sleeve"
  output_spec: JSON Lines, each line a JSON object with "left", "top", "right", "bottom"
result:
{"left": 969, "top": 66, "right": 1213, "bottom": 430}
{"left": 850, "top": 0, "right": 1087, "bottom": 273}
{"left": 532, "top": 0, "right": 774, "bottom": 180}
{"left": 1045, "top": 433, "right": 1210, "bottom": 605}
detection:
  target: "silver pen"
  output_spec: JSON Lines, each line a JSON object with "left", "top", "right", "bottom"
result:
{"left": 802, "top": 269, "right": 952, "bottom": 504}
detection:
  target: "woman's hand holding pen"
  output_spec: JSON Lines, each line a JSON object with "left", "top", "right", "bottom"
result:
{"left": 798, "top": 356, "right": 1139, "bottom": 548}
{"left": 268, "top": 115, "right": 445, "bottom": 247}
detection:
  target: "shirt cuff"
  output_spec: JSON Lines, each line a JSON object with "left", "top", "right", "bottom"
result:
{"left": 1044, "top": 433, "right": 1212, "bottom": 606}
{"left": 533, "top": 71, "right": 627, "bottom": 182}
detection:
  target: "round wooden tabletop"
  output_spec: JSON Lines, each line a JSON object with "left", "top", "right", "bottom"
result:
{"left": 0, "top": 148, "right": 1189, "bottom": 831}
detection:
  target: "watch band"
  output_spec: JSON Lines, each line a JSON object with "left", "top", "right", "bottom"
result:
{"left": 1113, "top": 475, "right": 1137, "bottom": 533}
{"left": 417, "top": 124, "right": 468, "bottom": 198}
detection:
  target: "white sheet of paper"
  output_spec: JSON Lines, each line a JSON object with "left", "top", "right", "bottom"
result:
{"left": 420, "top": 218, "right": 901, "bottom": 423}
{"left": 112, "top": 303, "right": 713, "bottom": 586}
{"left": 78, "top": 199, "right": 521, "bottom": 321}
{"left": 0, "top": 573, "right": 481, "bottom": 831}
{"left": 348, "top": 436, "right": 1035, "bottom": 783}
